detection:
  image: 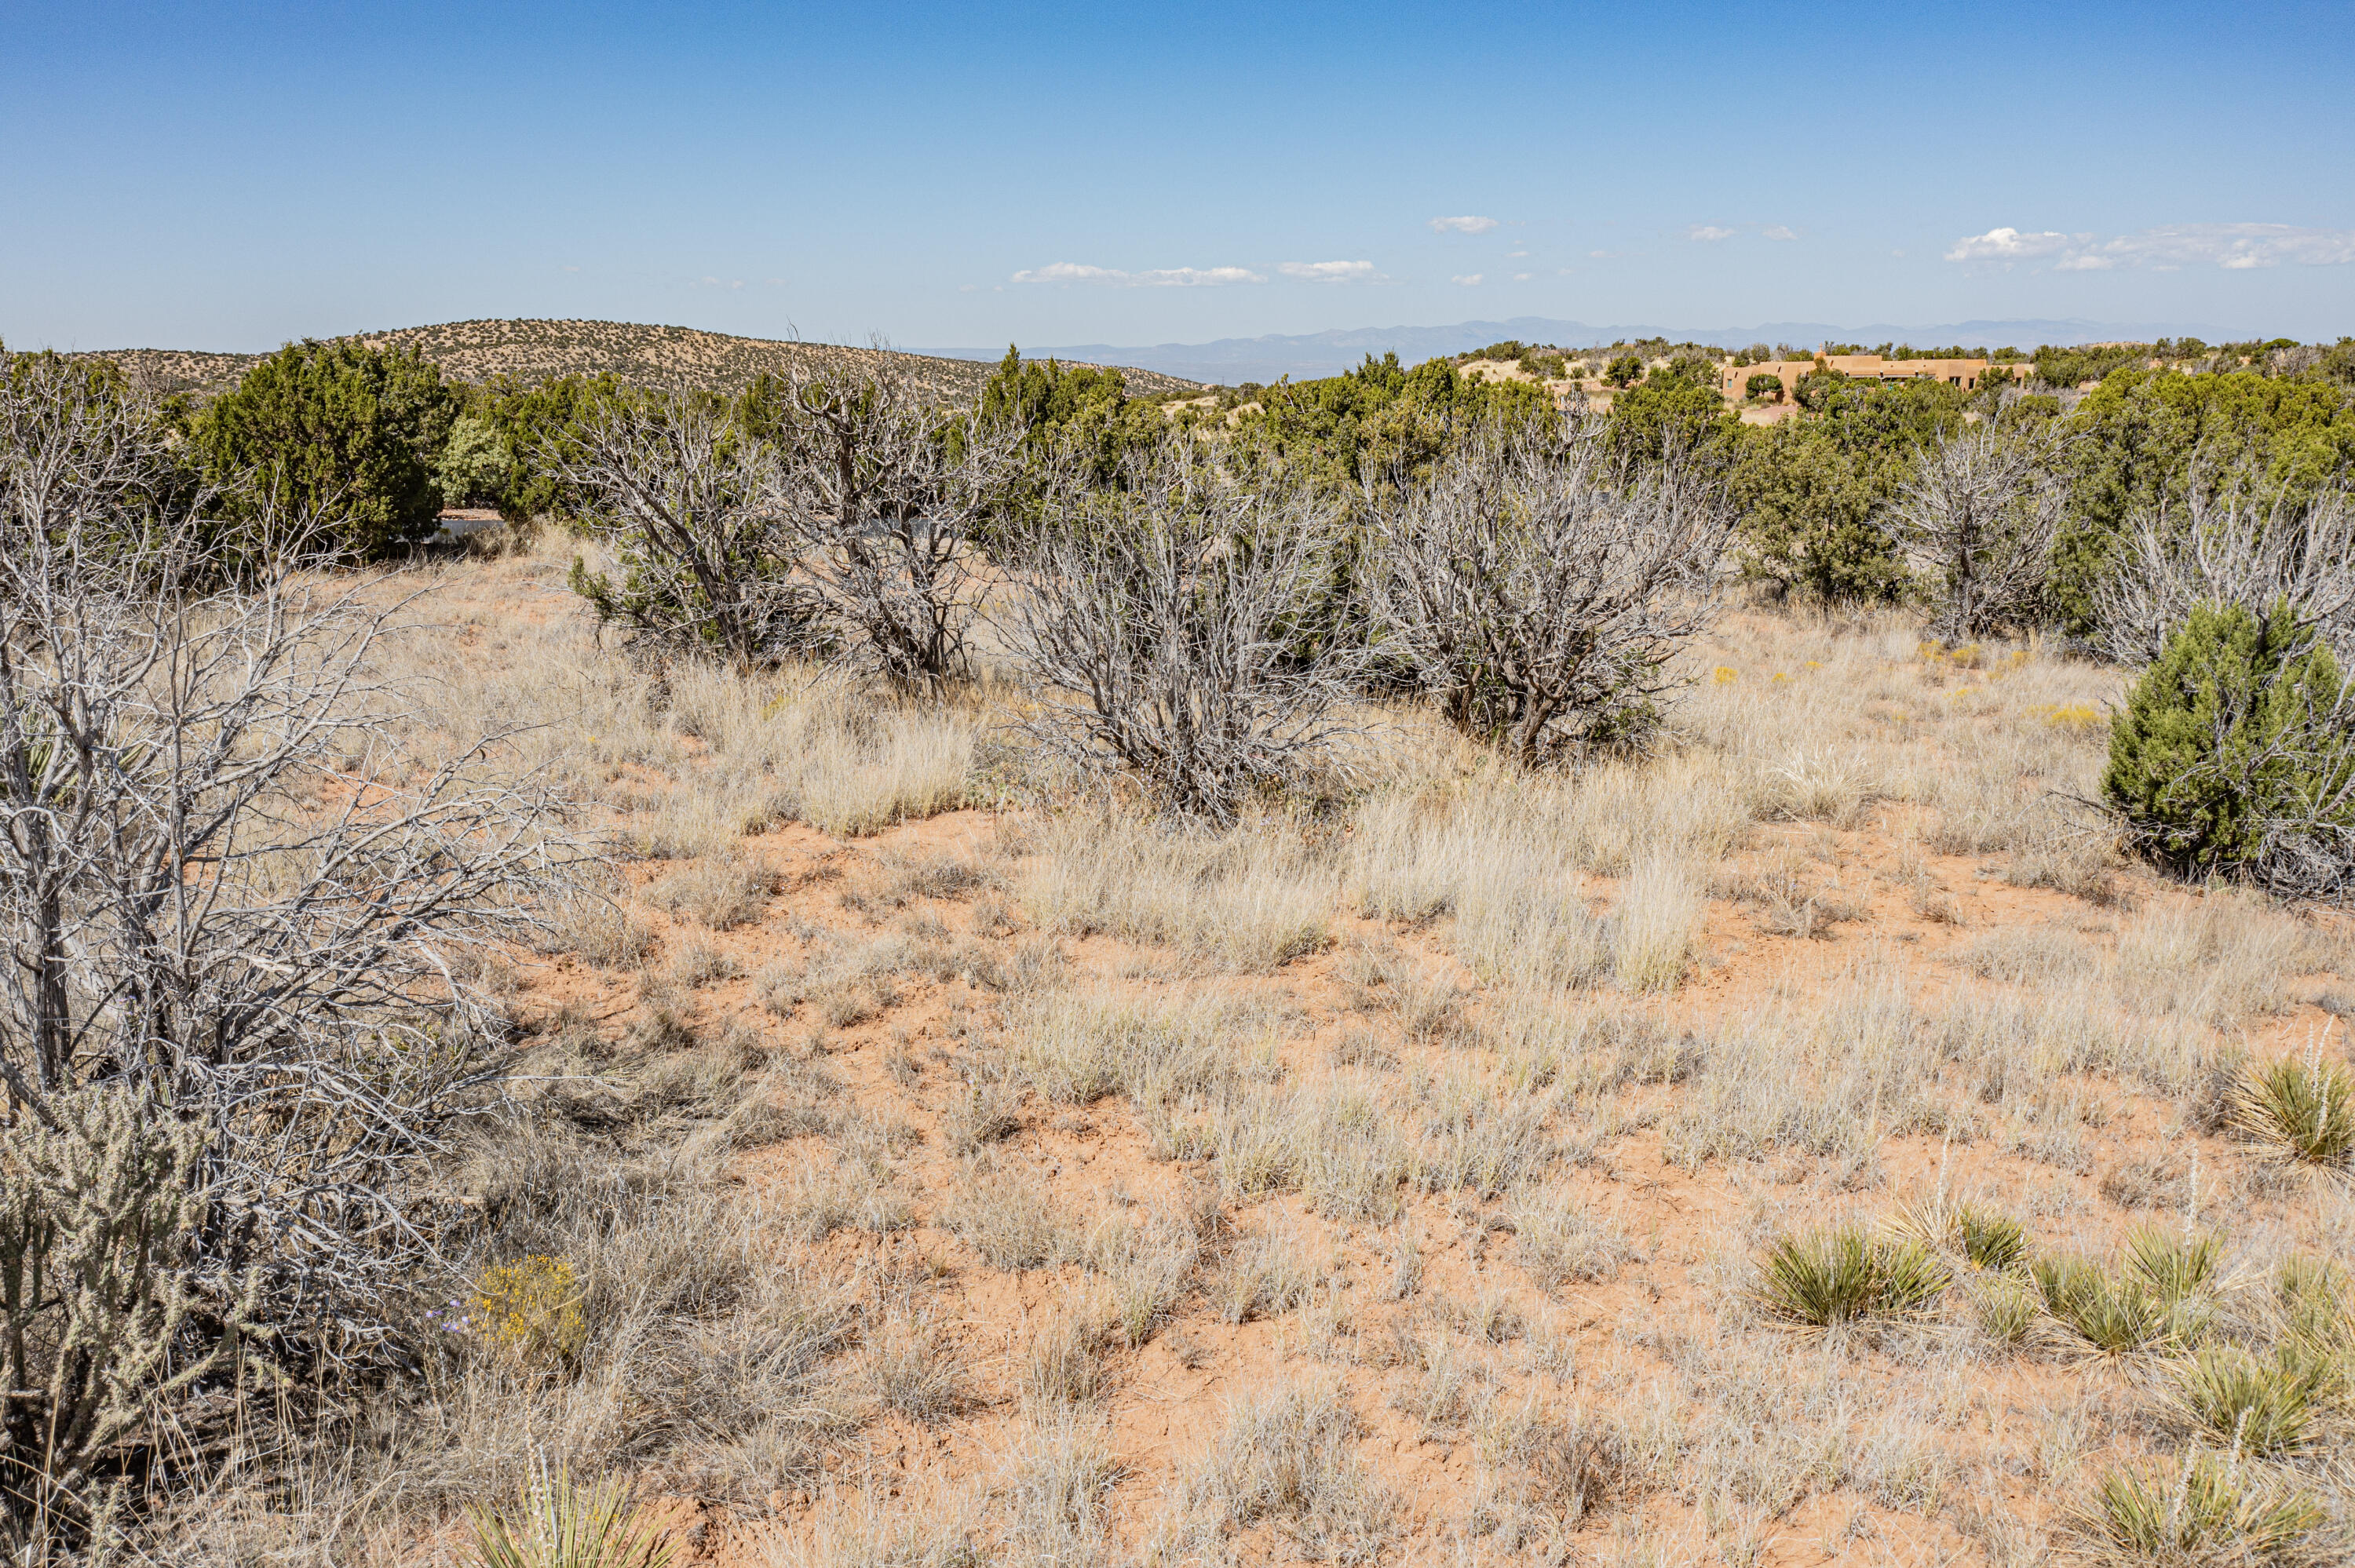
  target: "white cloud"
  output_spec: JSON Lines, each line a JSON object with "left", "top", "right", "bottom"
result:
{"left": 1451, "top": 273, "right": 1484, "bottom": 286}
{"left": 1685, "top": 224, "right": 1735, "bottom": 242}
{"left": 1010, "top": 261, "right": 1265, "bottom": 286}
{"left": 1947, "top": 221, "right": 2355, "bottom": 272}
{"left": 1429, "top": 215, "right": 1499, "bottom": 234}
{"left": 560, "top": 264, "right": 582, "bottom": 273}
{"left": 1011, "top": 262, "right": 1123, "bottom": 283}
{"left": 1277, "top": 259, "right": 1380, "bottom": 283}
{"left": 1944, "top": 227, "right": 2078, "bottom": 262}
{"left": 1513, "top": 272, "right": 1533, "bottom": 281}
{"left": 1762, "top": 225, "right": 1796, "bottom": 242}
{"left": 1506, "top": 249, "right": 1528, "bottom": 258}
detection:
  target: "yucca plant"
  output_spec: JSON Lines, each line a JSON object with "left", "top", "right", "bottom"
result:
{"left": 1955, "top": 1205, "right": 2032, "bottom": 1274}
{"left": 468, "top": 1463, "right": 673, "bottom": 1568}
{"left": 2036, "top": 1255, "right": 2176, "bottom": 1358}
{"left": 1889, "top": 1197, "right": 2033, "bottom": 1274}
{"left": 2167, "top": 1345, "right": 2332, "bottom": 1457}
{"left": 2075, "top": 1448, "right": 2330, "bottom": 1566}
{"left": 2233, "top": 1053, "right": 2355, "bottom": 1172}
{"left": 2138, "top": 1224, "right": 2223, "bottom": 1328}
{"left": 1971, "top": 1275, "right": 2039, "bottom": 1350}
{"left": 2273, "top": 1256, "right": 2353, "bottom": 1366}
{"left": 1752, "top": 1226, "right": 1948, "bottom": 1328}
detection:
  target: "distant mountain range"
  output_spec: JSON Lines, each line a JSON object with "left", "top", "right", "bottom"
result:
{"left": 925, "top": 316, "right": 2228, "bottom": 386}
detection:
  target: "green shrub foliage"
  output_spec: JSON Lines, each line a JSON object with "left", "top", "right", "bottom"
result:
{"left": 190, "top": 339, "right": 458, "bottom": 556}
{"left": 2104, "top": 602, "right": 2355, "bottom": 895}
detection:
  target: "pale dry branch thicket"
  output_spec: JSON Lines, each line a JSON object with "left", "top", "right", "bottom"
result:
{"left": 1884, "top": 418, "right": 2070, "bottom": 640}
{"left": 1, "top": 368, "right": 574, "bottom": 1346}
{"left": 558, "top": 396, "right": 826, "bottom": 671}
{"left": 769, "top": 361, "right": 1025, "bottom": 691}
{"left": 993, "top": 439, "right": 1367, "bottom": 822}
{"left": 2094, "top": 480, "right": 2355, "bottom": 669}
{"left": 0, "top": 363, "right": 579, "bottom": 1548}
{"left": 1367, "top": 418, "right": 1735, "bottom": 764}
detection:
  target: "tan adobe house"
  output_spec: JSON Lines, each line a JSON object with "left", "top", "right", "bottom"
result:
{"left": 1722, "top": 354, "right": 2011, "bottom": 403}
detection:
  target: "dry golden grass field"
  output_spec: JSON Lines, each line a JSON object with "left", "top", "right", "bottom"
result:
{"left": 179, "top": 529, "right": 2354, "bottom": 1568}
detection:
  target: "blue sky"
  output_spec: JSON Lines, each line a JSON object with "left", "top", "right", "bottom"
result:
{"left": 5, "top": 1, "right": 2353, "bottom": 352}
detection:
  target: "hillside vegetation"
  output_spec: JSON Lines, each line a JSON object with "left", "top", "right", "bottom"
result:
{"left": 75, "top": 317, "right": 1201, "bottom": 401}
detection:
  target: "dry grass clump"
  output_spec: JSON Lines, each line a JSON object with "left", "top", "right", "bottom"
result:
{"left": 1021, "top": 808, "right": 1332, "bottom": 971}
{"left": 793, "top": 707, "right": 977, "bottom": 837}
{"left": 1506, "top": 1187, "right": 1642, "bottom": 1289}
{"left": 1080, "top": 1212, "right": 1203, "bottom": 1347}
{"left": 1730, "top": 844, "right": 1869, "bottom": 939}
{"left": 1955, "top": 924, "right": 2098, "bottom": 983}
{"left": 1020, "top": 1296, "right": 1110, "bottom": 1407}
{"left": 1610, "top": 853, "right": 1706, "bottom": 993}
{"left": 642, "top": 858, "right": 778, "bottom": 930}
{"left": 1411, "top": 1078, "right": 1554, "bottom": 1197}
{"left": 1661, "top": 958, "right": 1935, "bottom": 1172}
{"left": 542, "top": 884, "right": 656, "bottom": 966}
{"left": 781, "top": 1151, "right": 916, "bottom": 1240}
{"left": 1476, "top": 1406, "right": 1646, "bottom": 1543}
{"left": 1348, "top": 771, "right": 1734, "bottom": 995}
{"left": 1215, "top": 1220, "right": 1324, "bottom": 1323}
{"left": 944, "top": 1166, "right": 1074, "bottom": 1269}
{"left": 756, "top": 932, "right": 947, "bottom": 1027}
{"left": 1161, "top": 1378, "right": 1393, "bottom": 1563}
{"left": 1002, "top": 1413, "right": 1122, "bottom": 1566}
{"left": 763, "top": 1469, "right": 983, "bottom": 1568}
{"left": 860, "top": 1309, "right": 967, "bottom": 1424}
{"left": 2114, "top": 896, "right": 2328, "bottom": 1029}
{"left": 1014, "top": 988, "right": 1266, "bottom": 1110}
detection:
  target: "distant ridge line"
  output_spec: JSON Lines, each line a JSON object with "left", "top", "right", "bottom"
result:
{"left": 922, "top": 315, "right": 2230, "bottom": 386}
{"left": 63, "top": 317, "right": 1201, "bottom": 402}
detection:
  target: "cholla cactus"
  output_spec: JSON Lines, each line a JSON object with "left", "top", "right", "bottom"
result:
{"left": 0, "top": 1088, "right": 258, "bottom": 1543}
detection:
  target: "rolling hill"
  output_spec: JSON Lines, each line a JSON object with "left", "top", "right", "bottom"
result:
{"left": 72, "top": 318, "right": 1201, "bottom": 402}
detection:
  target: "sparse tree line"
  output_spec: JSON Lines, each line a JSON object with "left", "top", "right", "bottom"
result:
{"left": 0, "top": 323, "right": 2351, "bottom": 1550}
